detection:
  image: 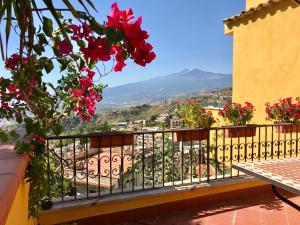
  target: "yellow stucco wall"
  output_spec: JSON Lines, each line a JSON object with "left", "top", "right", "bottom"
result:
{"left": 246, "top": 0, "right": 270, "bottom": 9}
{"left": 5, "top": 182, "right": 34, "bottom": 225}
{"left": 204, "top": 107, "right": 227, "bottom": 126}
{"left": 229, "top": 1, "right": 300, "bottom": 123}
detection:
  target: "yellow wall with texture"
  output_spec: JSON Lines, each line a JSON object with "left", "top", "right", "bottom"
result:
{"left": 227, "top": 0, "right": 300, "bottom": 123}
{"left": 5, "top": 181, "right": 34, "bottom": 225}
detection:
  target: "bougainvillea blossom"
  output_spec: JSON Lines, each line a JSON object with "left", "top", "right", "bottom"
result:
{"left": 71, "top": 68, "right": 102, "bottom": 120}
{"left": 57, "top": 39, "right": 73, "bottom": 55}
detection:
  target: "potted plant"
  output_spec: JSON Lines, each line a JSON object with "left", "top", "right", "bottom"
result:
{"left": 265, "top": 97, "right": 300, "bottom": 133}
{"left": 219, "top": 102, "right": 256, "bottom": 138}
{"left": 90, "top": 132, "right": 134, "bottom": 148}
{"left": 174, "top": 100, "right": 215, "bottom": 142}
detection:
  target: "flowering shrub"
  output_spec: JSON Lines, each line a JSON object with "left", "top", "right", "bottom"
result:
{"left": 219, "top": 102, "right": 255, "bottom": 126}
{"left": 265, "top": 97, "right": 300, "bottom": 124}
{"left": 0, "top": 1, "right": 155, "bottom": 218}
{"left": 176, "top": 100, "right": 215, "bottom": 129}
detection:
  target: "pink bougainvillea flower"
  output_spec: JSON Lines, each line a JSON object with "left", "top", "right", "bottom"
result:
{"left": 106, "top": 2, "right": 156, "bottom": 70}
{"left": 80, "top": 37, "right": 114, "bottom": 62}
{"left": 5, "top": 53, "right": 27, "bottom": 70}
{"left": 32, "top": 133, "right": 46, "bottom": 145}
{"left": 57, "top": 39, "right": 73, "bottom": 55}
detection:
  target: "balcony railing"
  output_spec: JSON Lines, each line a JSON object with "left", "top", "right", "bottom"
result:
{"left": 45, "top": 123, "right": 300, "bottom": 204}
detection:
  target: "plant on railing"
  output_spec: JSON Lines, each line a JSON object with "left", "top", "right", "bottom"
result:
{"left": 265, "top": 97, "right": 300, "bottom": 133}
{"left": 176, "top": 100, "right": 215, "bottom": 129}
{"left": 175, "top": 100, "right": 215, "bottom": 142}
{"left": 218, "top": 102, "right": 256, "bottom": 138}
{"left": 0, "top": 1, "right": 155, "bottom": 218}
{"left": 218, "top": 102, "right": 255, "bottom": 126}
{"left": 265, "top": 97, "right": 300, "bottom": 124}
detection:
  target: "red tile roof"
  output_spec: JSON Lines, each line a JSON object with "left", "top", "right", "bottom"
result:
{"left": 223, "top": 0, "right": 296, "bottom": 24}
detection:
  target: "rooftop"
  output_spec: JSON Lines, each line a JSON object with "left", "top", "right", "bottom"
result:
{"left": 72, "top": 184, "right": 300, "bottom": 225}
{"left": 223, "top": 0, "right": 299, "bottom": 25}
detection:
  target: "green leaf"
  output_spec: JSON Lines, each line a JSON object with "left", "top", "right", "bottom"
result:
{"left": 77, "top": 39, "right": 85, "bottom": 47}
{"left": 38, "top": 33, "right": 48, "bottom": 45}
{"left": 62, "top": 0, "right": 80, "bottom": 18}
{"left": 90, "top": 19, "right": 104, "bottom": 35}
{"left": 42, "top": 16, "right": 53, "bottom": 37}
{"left": 84, "top": 0, "right": 97, "bottom": 12}
{"left": 105, "top": 27, "right": 124, "bottom": 45}
{"left": 5, "top": 0, "right": 12, "bottom": 58}
{"left": 43, "top": 0, "right": 71, "bottom": 43}
{"left": 57, "top": 58, "right": 69, "bottom": 72}
{"left": 77, "top": 57, "right": 85, "bottom": 70}
{"left": 0, "top": 0, "right": 9, "bottom": 21}
{"left": 44, "top": 60, "right": 54, "bottom": 73}
{"left": 33, "top": 44, "right": 45, "bottom": 55}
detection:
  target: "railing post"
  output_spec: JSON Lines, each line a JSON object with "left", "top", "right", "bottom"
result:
{"left": 207, "top": 129, "right": 210, "bottom": 183}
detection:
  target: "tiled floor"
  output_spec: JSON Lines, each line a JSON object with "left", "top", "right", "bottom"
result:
{"left": 117, "top": 192, "right": 300, "bottom": 225}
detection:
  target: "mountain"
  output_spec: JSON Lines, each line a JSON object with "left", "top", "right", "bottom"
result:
{"left": 100, "top": 68, "right": 232, "bottom": 109}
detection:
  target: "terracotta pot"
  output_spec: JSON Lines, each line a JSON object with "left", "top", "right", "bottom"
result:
{"left": 90, "top": 132, "right": 134, "bottom": 148}
{"left": 173, "top": 129, "right": 209, "bottom": 142}
{"left": 224, "top": 125, "right": 256, "bottom": 138}
{"left": 275, "top": 123, "right": 300, "bottom": 133}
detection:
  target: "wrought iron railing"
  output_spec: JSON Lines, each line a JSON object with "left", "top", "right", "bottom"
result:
{"left": 45, "top": 123, "right": 300, "bottom": 204}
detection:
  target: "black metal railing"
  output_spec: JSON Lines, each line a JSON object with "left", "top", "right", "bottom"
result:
{"left": 45, "top": 123, "right": 300, "bottom": 204}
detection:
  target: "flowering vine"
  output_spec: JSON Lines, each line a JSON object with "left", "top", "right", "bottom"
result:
{"left": 0, "top": 1, "right": 155, "bottom": 218}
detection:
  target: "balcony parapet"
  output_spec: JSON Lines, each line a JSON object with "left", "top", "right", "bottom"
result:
{"left": 0, "top": 145, "right": 29, "bottom": 225}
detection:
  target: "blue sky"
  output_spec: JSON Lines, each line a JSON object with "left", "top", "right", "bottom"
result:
{"left": 97, "top": 0, "right": 245, "bottom": 87}
{"left": 1, "top": 1, "right": 245, "bottom": 87}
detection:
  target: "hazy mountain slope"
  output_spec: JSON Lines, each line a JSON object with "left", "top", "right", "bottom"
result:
{"left": 101, "top": 68, "right": 232, "bottom": 107}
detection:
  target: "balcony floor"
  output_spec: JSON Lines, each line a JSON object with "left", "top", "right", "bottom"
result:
{"left": 116, "top": 191, "right": 300, "bottom": 225}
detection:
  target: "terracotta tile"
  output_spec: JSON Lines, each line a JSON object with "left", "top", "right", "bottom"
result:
{"left": 134, "top": 216, "right": 157, "bottom": 225}
{"left": 0, "top": 156, "right": 28, "bottom": 178}
{"left": 75, "top": 213, "right": 111, "bottom": 225}
{"left": 110, "top": 210, "right": 133, "bottom": 224}
{"left": 233, "top": 217, "right": 262, "bottom": 225}
{"left": 150, "top": 214, "right": 178, "bottom": 225}
{"left": 0, "top": 198, "right": 8, "bottom": 225}
{"left": 0, "top": 174, "right": 18, "bottom": 208}
{"left": 207, "top": 215, "right": 234, "bottom": 225}
{"left": 172, "top": 199, "right": 193, "bottom": 212}
{"left": 0, "top": 150, "right": 15, "bottom": 160}
{"left": 235, "top": 207, "right": 261, "bottom": 220}
{"left": 71, "top": 186, "right": 300, "bottom": 225}
{"left": 260, "top": 210, "right": 289, "bottom": 225}
{"left": 131, "top": 206, "right": 154, "bottom": 220}
{"left": 287, "top": 214, "right": 300, "bottom": 225}
{"left": 154, "top": 202, "right": 174, "bottom": 216}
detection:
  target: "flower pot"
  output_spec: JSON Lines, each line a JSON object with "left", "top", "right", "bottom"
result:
{"left": 90, "top": 132, "right": 134, "bottom": 148}
{"left": 224, "top": 125, "right": 256, "bottom": 138}
{"left": 275, "top": 123, "right": 300, "bottom": 133}
{"left": 41, "top": 199, "right": 53, "bottom": 210}
{"left": 173, "top": 129, "right": 209, "bottom": 142}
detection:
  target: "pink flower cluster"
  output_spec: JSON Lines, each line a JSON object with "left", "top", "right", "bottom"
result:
{"left": 32, "top": 133, "right": 46, "bottom": 145}
{"left": 71, "top": 67, "right": 102, "bottom": 120}
{"left": 106, "top": 3, "right": 156, "bottom": 70}
{"left": 219, "top": 102, "right": 255, "bottom": 126}
{"left": 265, "top": 97, "right": 300, "bottom": 123}
{"left": 68, "top": 2, "right": 155, "bottom": 72}
{"left": 57, "top": 39, "right": 73, "bottom": 55}
{"left": 0, "top": 77, "right": 23, "bottom": 110}
{"left": 5, "top": 54, "right": 28, "bottom": 70}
